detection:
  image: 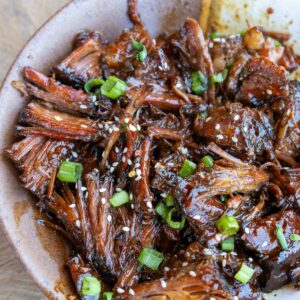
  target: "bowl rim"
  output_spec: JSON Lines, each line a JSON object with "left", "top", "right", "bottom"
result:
{"left": 0, "top": 1, "right": 74, "bottom": 298}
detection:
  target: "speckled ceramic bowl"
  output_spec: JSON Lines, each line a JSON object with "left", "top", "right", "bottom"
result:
{"left": 0, "top": 0, "right": 299, "bottom": 299}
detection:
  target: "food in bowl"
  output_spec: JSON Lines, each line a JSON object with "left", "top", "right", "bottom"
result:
{"left": 5, "top": 0, "right": 300, "bottom": 299}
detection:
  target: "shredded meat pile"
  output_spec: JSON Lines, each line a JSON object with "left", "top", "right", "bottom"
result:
{"left": 6, "top": 1, "right": 300, "bottom": 299}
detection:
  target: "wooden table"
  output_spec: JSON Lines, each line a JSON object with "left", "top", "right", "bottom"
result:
{"left": 0, "top": 1, "right": 69, "bottom": 299}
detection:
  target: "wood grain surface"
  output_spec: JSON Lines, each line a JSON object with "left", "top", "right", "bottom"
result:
{"left": 0, "top": 1, "right": 69, "bottom": 299}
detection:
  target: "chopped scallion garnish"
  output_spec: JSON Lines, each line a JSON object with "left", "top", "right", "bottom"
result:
{"left": 221, "top": 236, "right": 234, "bottom": 251}
{"left": 81, "top": 276, "right": 101, "bottom": 296}
{"left": 210, "top": 69, "right": 228, "bottom": 87}
{"left": 109, "top": 190, "right": 129, "bottom": 207}
{"left": 240, "top": 29, "right": 247, "bottom": 37}
{"left": 211, "top": 32, "right": 221, "bottom": 40}
{"left": 190, "top": 71, "right": 208, "bottom": 95}
{"left": 57, "top": 161, "right": 83, "bottom": 183}
{"left": 234, "top": 263, "right": 255, "bottom": 284}
{"left": 200, "top": 155, "right": 214, "bottom": 168}
{"left": 165, "top": 195, "right": 175, "bottom": 207}
{"left": 132, "top": 40, "right": 147, "bottom": 62}
{"left": 103, "top": 291, "right": 114, "bottom": 300}
{"left": 290, "top": 234, "right": 300, "bottom": 241}
{"left": 178, "top": 159, "right": 196, "bottom": 178}
{"left": 274, "top": 40, "right": 282, "bottom": 48}
{"left": 275, "top": 227, "right": 288, "bottom": 250}
{"left": 84, "top": 78, "right": 105, "bottom": 95}
{"left": 216, "top": 215, "right": 239, "bottom": 235}
{"left": 155, "top": 201, "right": 168, "bottom": 219}
{"left": 137, "top": 247, "right": 164, "bottom": 271}
{"left": 101, "top": 76, "right": 127, "bottom": 99}
{"left": 166, "top": 208, "right": 186, "bottom": 230}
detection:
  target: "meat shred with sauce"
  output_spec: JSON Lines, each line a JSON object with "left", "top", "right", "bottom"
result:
{"left": 6, "top": 1, "right": 300, "bottom": 299}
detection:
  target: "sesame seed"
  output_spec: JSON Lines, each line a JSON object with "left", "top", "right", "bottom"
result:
{"left": 189, "top": 271, "right": 197, "bottom": 277}
{"left": 206, "top": 117, "right": 212, "bottom": 122}
{"left": 115, "top": 147, "right": 120, "bottom": 153}
{"left": 72, "top": 151, "right": 78, "bottom": 158}
{"left": 210, "top": 297, "right": 216, "bottom": 300}
{"left": 127, "top": 159, "right": 133, "bottom": 166}
{"left": 123, "top": 226, "right": 130, "bottom": 232}
{"left": 234, "top": 114, "right": 240, "bottom": 121}
{"left": 222, "top": 259, "right": 227, "bottom": 267}
{"left": 182, "top": 262, "right": 188, "bottom": 267}
{"left": 80, "top": 124, "right": 88, "bottom": 128}
{"left": 203, "top": 249, "right": 212, "bottom": 255}
{"left": 146, "top": 201, "right": 152, "bottom": 208}
{"left": 160, "top": 279, "right": 167, "bottom": 288}
{"left": 209, "top": 42, "right": 214, "bottom": 48}
{"left": 262, "top": 241, "right": 268, "bottom": 248}
{"left": 122, "top": 156, "right": 126, "bottom": 162}
{"left": 181, "top": 147, "right": 188, "bottom": 154}
{"left": 160, "top": 193, "right": 167, "bottom": 198}
{"left": 113, "top": 126, "right": 120, "bottom": 132}
{"left": 231, "top": 252, "right": 237, "bottom": 256}
{"left": 135, "top": 176, "right": 142, "bottom": 181}
{"left": 116, "top": 188, "right": 122, "bottom": 192}
{"left": 128, "top": 170, "right": 136, "bottom": 177}
{"left": 232, "top": 137, "right": 238, "bottom": 143}
{"left": 164, "top": 267, "right": 170, "bottom": 272}
{"left": 69, "top": 204, "right": 76, "bottom": 208}
{"left": 266, "top": 89, "right": 272, "bottom": 95}
{"left": 109, "top": 167, "right": 114, "bottom": 173}
{"left": 80, "top": 104, "right": 87, "bottom": 109}
{"left": 117, "top": 288, "right": 125, "bottom": 294}
{"left": 54, "top": 116, "right": 63, "bottom": 121}
{"left": 124, "top": 118, "right": 129, "bottom": 124}
{"left": 101, "top": 198, "right": 106, "bottom": 204}
{"left": 75, "top": 220, "right": 81, "bottom": 227}
{"left": 135, "top": 163, "right": 140, "bottom": 168}
{"left": 81, "top": 187, "right": 87, "bottom": 191}
{"left": 104, "top": 124, "right": 109, "bottom": 130}
{"left": 112, "top": 162, "right": 119, "bottom": 167}
{"left": 98, "top": 123, "right": 103, "bottom": 129}
{"left": 249, "top": 257, "right": 253, "bottom": 262}
{"left": 129, "top": 124, "right": 137, "bottom": 132}
{"left": 245, "top": 227, "right": 250, "bottom": 234}
{"left": 215, "top": 124, "right": 221, "bottom": 130}
{"left": 137, "top": 124, "right": 141, "bottom": 131}
{"left": 107, "top": 215, "right": 112, "bottom": 222}
{"left": 131, "top": 204, "right": 134, "bottom": 209}
{"left": 243, "top": 126, "right": 248, "bottom": 132}
{"left": 193, "top": 215, "right": 201, "bottom": 220}
{"left": 129, "top": 288, "right": 135, "bottom": 296}
{"left": 99, "top": 188, "right": 107, "bottom": 193}
{"left": 215, "top": 234, "right": 222, "bottom": 242}
{"left": 216, "top": 134, "right": 224, "bottom": 140}
{"left": 136, "top": 169, "right": 142, "bottom": 176}
{"left": 108, "top": 128, "right": 113, "bottom": 134}
{"left": 129, "top": 193, "right": 133, "bottom": 200}
{"left": 114, "top": 116, "right": 120, "bottom": 122}
{"left": 123, "top": 147, "right": 128, "bottom": 153}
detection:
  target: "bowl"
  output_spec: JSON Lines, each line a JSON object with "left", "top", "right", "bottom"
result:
{"left": 0, "top": 0, "right": 202, "bottom": 298}
{"left": 0, "top": 0, "right": 299, "bottom": 299}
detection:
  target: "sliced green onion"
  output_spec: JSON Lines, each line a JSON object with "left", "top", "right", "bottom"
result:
{"left": 210, "top": 69, "right": 228, "bottom": 87}
{"left": 200, "top": 155, "right": 214, "bottom": 168}
{"left": 216, "top": 215, "right": 239, "bottom": 235}
{"left": 137, "top": 247, "right": 164, "bottom": 271}
{"left": 220, "top": 195, "right": 228, "bottom": 203}
{"left": 165, "top": 195, "right": 175, "bottom": 207}
{"left": 290, "top": 234, "right": 300, "bottom": 241}
{"left": 211, "top": 32, "right": 221, "bottom": 39}
{"left": 155, "top": 201, "right": 168, "bottom": 219}
{"left": 132, "top": 40, "right": 147, "bottom": 62}
{"left": 166, "top": 208, "right": 186, "bottom": 230}
{"left": 178, "top": 159, "right": 196, "bottom": 178}
{"left": 84, "top": 78, "right": 105, "bottom": 95}
{"left": 240, "top": 29, "right": 247, "bottom": 37}
{"left": 101, "top": 76, "right": 127, "bottom": 100}
{"left": 274, "top": 40, "right": 282, "bottom": 47}
{"left": 221, "top": 236, "right": 234, "bottom": 251}
{"left": 234, "top": 263, "right": 255, "bottom": 284}
{"left": 103, "top": 292, "right": 114, "bottom": 300}
{"left": 190, "top": 71, "right": 208, "bottom": 95}
{"left": 137, "top": 262, "right": 144, "bottom": 272}
{"left": 109, "top": 190, "right": 129, "bottom": 207}
{"left": 81, "top": 276, "right": 101, "bottom": 296}
{"left": 57, "top": 161, "right": 83, "bottom": 183}
{"left": 276, "top": 227, "right": 288, "bottom": 250}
